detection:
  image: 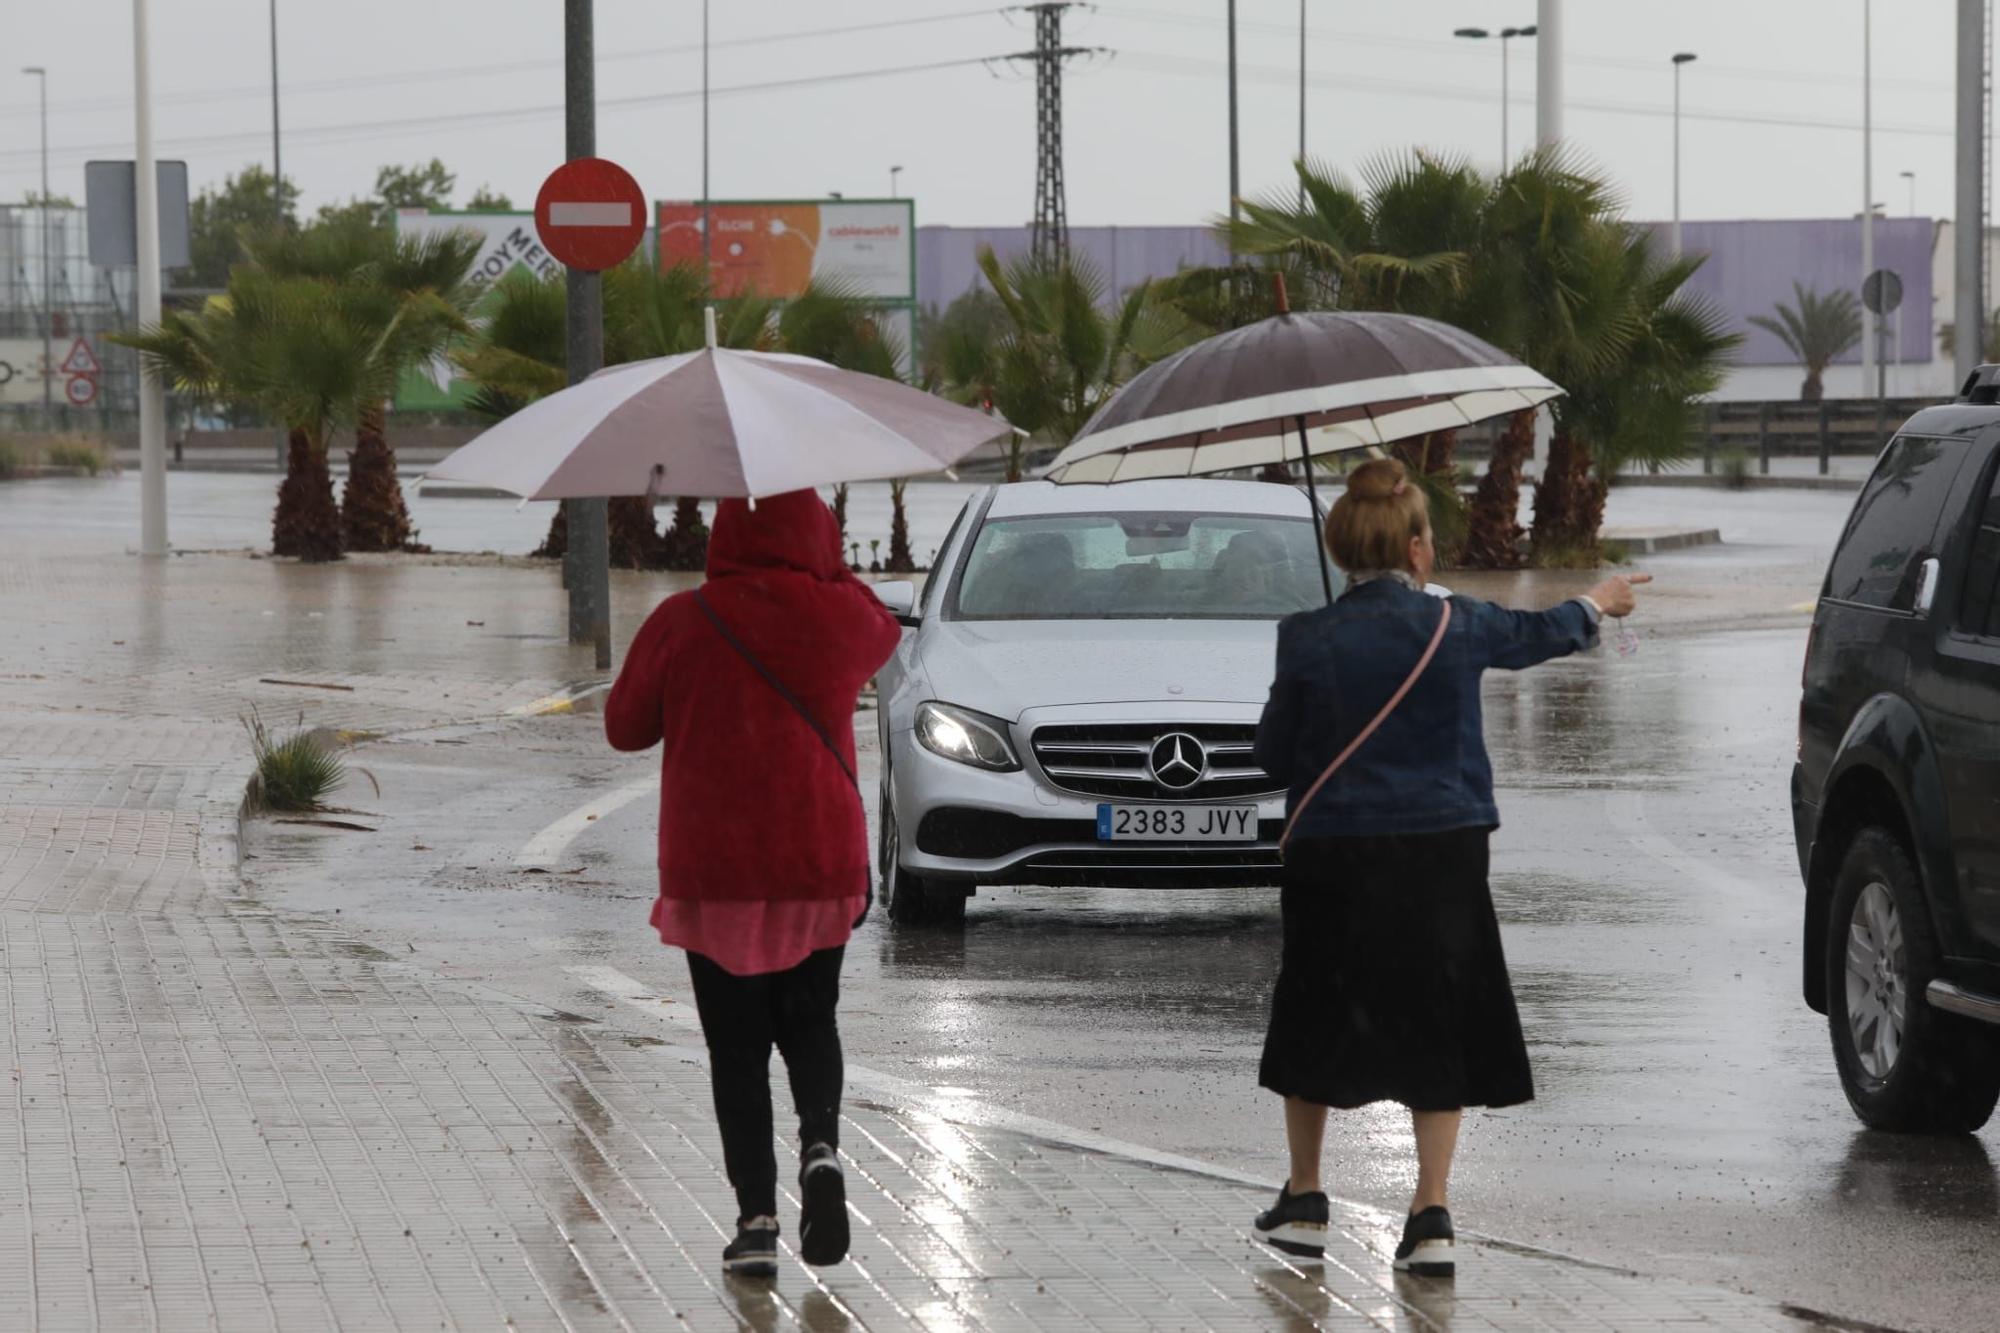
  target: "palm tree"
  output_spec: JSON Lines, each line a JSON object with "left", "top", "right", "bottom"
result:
{"left": 250, "top": 220, "right": 481, "bottom": 550}
{"left": 1747, "top": 282, "right": 1861, "bottom": 402}
{"left": 1533, "top": 228, "right": 1739, "bottom": 558}
{"left": 965, "top": 247, "right": 1193, "bottom": 457}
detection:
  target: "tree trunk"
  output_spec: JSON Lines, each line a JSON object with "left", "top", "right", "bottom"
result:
{"left": 272, "top": 427, "right": 343, "bottom": 562}
{"left": 533, "top": 506, "right": 567, "bottom": 560}
{"left": 1256, "top": 461, "right": 1293, "bottom": 484}
{"left": 608, "top": 496, "right": 665, "bottom": 570}
{"left": 1529, "top": 425, "right": 1587, "bottom": 562}
{"left": 1802, "top": 370, "right": 1824, "bottom": 402}
{"left": 831, "top": 484, "right": 849, "bottom": 548}
{"left": 659, "top": 497, "right": 710, "bottom": 571}
{"left": 885, "top": 480, "right": 917, "bottom": 573}
{"left": 341, "top": 407, "right": 423, "bottom": 552}
{"left": 1461, "top": 410, "right": 1534, "bottom": 569}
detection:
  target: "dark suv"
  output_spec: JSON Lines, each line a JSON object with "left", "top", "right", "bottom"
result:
{"left": 1796, "top": 371, "right": 2000, "bottom": 1133}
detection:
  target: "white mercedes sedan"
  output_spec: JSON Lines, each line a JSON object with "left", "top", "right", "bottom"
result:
{"left": 871, "top": 478, "right": 1339, "bottom": 927}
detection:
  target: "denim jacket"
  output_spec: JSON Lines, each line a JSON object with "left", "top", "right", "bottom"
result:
{"left": 1253, "top": 577, "right": 1598, "bottom": 839}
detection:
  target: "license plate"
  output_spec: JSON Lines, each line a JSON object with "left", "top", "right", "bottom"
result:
{"left": 1096, "top": 803, "right": 1258, "bottom": 841}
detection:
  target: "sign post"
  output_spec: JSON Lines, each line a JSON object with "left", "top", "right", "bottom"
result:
{"left": 1863, "top": 268, "right": 1903, "bottom": 442}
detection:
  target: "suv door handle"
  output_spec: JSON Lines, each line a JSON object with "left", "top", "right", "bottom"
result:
{"left": 1914, "top": 556, "right": 1941, "bottom": 613}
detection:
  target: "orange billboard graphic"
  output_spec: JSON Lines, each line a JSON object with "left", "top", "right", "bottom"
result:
{"left": 656, "top": 200, "right": 914, "bottom": 300}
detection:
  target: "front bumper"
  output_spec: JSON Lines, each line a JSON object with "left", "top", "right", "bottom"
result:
{"left": 888, "top": 703, "right": 1287, "bottom": 890}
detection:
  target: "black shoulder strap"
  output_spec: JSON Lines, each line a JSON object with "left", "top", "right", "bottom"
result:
{"left": 694, "top": 587, "right": 859, "bottom": 792}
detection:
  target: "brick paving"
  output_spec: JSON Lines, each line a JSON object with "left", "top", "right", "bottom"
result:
{"left": 0, "top": 549, "right": 1854, "bottom": 1330}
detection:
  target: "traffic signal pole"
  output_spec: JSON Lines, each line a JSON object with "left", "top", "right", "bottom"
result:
{"left": 563, "top": 0, "right": 611, "bottom": 670}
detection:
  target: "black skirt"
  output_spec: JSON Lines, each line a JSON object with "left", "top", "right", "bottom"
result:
{"left": 1259, "top": 827, "right": 1533, "bottom": 1112}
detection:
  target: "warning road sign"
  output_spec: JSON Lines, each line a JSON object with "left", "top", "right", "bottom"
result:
{"left": 60, "top": 337, "right": 101, "bottom": 377}
{"left": 534, "top": 158, "right": 645, "bottom": 272}
{"left": 65, "top": 375, "right": 97, "bottom": 407}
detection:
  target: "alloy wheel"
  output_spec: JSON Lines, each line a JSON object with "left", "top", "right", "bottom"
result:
{"left": 1844, "top": 880, "right": 1907, "bottom": 1081}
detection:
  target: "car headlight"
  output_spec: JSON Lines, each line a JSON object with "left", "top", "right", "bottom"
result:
{"left": 915, "top": 701, "right": 1020, "bottom": 771}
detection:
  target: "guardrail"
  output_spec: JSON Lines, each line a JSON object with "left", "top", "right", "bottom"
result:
{"left": 1686, "top": 396, "right": 1943, "bottom": 476}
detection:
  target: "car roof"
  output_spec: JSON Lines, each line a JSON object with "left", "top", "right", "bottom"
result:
{"left": 985, "top": 477, "right": 1317, "bottom": 519}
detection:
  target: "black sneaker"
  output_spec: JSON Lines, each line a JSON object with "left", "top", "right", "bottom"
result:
{"left": 1393, "top": 1206, "right": 1455, "bottom": 1278}
{"left": 798, "top": 1142, "right": 850, "bottom": 1267}
{"left": 723, "top": 1216, "right": 779, "bottom": 1276}
{"left": 1252, "top": 1184, "right": 1330, "bottom": 1258}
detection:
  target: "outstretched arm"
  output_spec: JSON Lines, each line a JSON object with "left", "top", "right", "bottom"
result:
{"left": 1479, "top": 573, "right": 1651, "bottom": 671}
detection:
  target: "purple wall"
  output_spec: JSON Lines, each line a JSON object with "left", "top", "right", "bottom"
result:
{"left": 917, "top": 218, "right": 1939, "bottom": 368}
{"left": 917, "top": 225, "right": 1230, "bottom": 309}
{"left": 1649, "top": 217, "right": 1935, "bottom": 366}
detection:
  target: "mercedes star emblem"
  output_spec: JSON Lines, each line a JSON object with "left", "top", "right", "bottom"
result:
{"left": 1148, "top": 732, "right": 1207, "bottom": 790}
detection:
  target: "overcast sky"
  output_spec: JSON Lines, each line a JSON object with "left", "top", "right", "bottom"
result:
{"left": 0, "top": 1, "right": 1970, "bottom": 229}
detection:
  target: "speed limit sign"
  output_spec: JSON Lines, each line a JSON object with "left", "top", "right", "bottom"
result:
{"left": 65, "top": 375, "right": 97, "bottom": 407}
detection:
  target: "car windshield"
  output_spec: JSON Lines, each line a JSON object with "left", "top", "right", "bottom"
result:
{"left": 951, "top": 510, "right": 1333, "bottom": 620}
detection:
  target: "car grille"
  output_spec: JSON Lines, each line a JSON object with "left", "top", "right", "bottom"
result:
{"left": 1028, "top": 721, "right": 1280, "bottom": 802}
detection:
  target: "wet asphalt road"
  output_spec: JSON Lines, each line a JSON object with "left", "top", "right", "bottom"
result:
{"left": 244, "top": 624, "right": 1997, "bottom": 1333}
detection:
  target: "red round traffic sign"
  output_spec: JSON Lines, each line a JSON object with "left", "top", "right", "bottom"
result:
{"left": 64, "top": 374, "right": 96, "bottom": 408}
{"left": 534, "top": 158, "right": 646, "bottom": 272}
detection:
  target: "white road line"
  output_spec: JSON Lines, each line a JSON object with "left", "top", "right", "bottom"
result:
{"left": 562, "top": 964, "right": 1281, "bottom": 1195}
{"left": 514, "top": 774, "right": 658, "bottom": 867}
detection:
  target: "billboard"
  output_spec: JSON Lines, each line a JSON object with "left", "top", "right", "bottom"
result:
{"left": 394, "top": 210, "right": 565, "bottom": 410}
{"left": 657, "top": 199, "right": 915, "bottom": 300}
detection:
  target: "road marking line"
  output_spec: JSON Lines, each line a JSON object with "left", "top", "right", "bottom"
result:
{"left": 514, "top": 774, "right": 658, "bottom": 867}
{"left": 562, "top": 964, "right": 1280, "bottom": 1194}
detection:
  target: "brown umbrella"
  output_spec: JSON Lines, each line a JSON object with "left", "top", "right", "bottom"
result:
{"left": 1045, "top": 285, "right": 1562, "bottom": 599}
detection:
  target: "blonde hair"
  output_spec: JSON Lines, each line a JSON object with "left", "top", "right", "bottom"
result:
{"left": 1323, "top": 458, "right": 1429, "bottom": 573}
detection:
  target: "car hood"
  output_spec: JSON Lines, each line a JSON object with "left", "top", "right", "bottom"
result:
{"left": 916, "top": 618, "right": 1280, "bottom": 717}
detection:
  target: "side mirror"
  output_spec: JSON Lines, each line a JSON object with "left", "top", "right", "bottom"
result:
{"left": 874, "top": 580, "right": 919, "bottom": 626}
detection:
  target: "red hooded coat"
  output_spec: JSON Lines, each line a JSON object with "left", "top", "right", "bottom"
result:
{"left": 605, "top": 490, "right": 901, "bottom": 906}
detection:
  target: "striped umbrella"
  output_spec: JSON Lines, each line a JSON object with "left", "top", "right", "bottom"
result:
{"left": 1045, "top": 308, "right": 1561, "bottom": 486}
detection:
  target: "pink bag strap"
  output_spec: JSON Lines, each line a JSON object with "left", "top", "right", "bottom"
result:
{"left": 1279, "top": 601, "right": 1453, "bottom": 852}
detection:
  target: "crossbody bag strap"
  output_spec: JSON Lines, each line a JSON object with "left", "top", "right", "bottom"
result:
{"left": 695, "top": 588, "right": 872, "bottom": 926}
{"left": 1279, "top": 600, "right": 1452, "bottom": 852}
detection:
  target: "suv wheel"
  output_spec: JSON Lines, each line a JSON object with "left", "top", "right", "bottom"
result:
{"left": 880, "top": 786, "right": 968, "bottom": 930}
{"left": 1826, "top": 829, "right": 2000, "bottom": 1133}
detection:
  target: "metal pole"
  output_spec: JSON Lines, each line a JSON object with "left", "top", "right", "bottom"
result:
{"left": 564, "top": 0, "right": 611, "bottom": 670}
{"left": 1958, "top": 0, "right": 1985, "bottom": 383}
{"left": 30, "top": 69, "right": 51, "bottom": 425}
{"left": 1673, "top": 62, "right": 1682, "bottom": 255}
{"left": 133, "top": 0, "right": 167, "bottom": 556}
{"left": 1535, "top": 0, "right": 1562, "bottom": 147}
{"left": 270, "top": 0, "right": 282, "bottom": 225}
{"left": 1500, "top": 35, "right": 1510, "bottom": 167}
{"left": 701, "top": 0, "right": 711, "bottom": 274}
{"left": 1297, "top": 0, "right": 1306, "bottom": 209}
{"left": 1862, "top": 0, "right": 1876, "bottom": 390}
{"left": 1295, "top": 417, "right": 1334, "bottom": 605}
{"left": 1227, "top": 0, "right": 1240, "bottom": 226}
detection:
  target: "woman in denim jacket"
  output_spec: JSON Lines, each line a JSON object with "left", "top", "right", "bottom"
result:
{"left": 1248, "top": 458, "right": 1646, "bottom": 1277}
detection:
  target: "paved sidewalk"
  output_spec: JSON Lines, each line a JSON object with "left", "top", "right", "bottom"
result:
{"left": 0, "top": 549, "right": 1857, "bottom": 1330}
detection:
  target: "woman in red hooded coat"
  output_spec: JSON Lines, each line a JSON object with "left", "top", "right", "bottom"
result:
{"left": 605, "top": 488, "right": 900, "bottom": 1276}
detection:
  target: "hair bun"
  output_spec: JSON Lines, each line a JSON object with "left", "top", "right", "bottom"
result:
{"left": 1346, "top": 457, "right": 1408, "bottom": 500}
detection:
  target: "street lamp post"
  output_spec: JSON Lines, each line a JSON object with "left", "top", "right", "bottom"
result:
{"left": 1298, "top": 0, "right": 1307, "bottom": 210}
{"left": 1901, "top": 169, "right": 1916, "bottom": 215}
{"left": 1453, "top": 25, "right": 1537, "bottom": 166}
{"left": 21, "top": 66, "right": 50, "bottom": 425}
{"left": 269, "top": 0, "right": 282, "bottom": 225}
{"left": 890, "top": 165, "right": 903, "bottom": 199}
{"left": 1672, "top": 52, "right": 1697, "bottom": 255}
{"left": 132, "top": 0, "right": 167, "bottom": 556}
{"left": 1862, "top": 0, "right": 1875, "bottom": 388}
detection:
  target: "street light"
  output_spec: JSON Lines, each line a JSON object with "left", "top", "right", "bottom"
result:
{"left": 1671, "top": 52, "right": 1697, "bottom": 256}
{"left": 1900, "top": 169, "right": 1916, "bottom": 215}
{"left": 890, "top": 165, "right": 903, "bottom": 199}
{"left": 1454, "top": 24, "right": 1537, "bottom": 166}
{"left": 21, "top": 65, "right": 50, "bottom": 424}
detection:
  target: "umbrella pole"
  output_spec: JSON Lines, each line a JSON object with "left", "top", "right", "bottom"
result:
{"left": 1295, "top": 414, "right": 1335, "bottom": 605}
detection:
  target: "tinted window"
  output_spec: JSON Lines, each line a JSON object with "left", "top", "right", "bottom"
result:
{"left": 1957, "top": 458, "right": 2000, "bottom": 637}
{"left": 1825, "top": 436, "right": 1967, "bottom": 609}
{"left": 952, "top": 510, "right": 1332, "bottom": 620}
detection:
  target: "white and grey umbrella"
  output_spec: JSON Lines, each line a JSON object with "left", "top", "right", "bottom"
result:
{"left": 1046, "top": 309, "right": 1560, "bottom": 485}
{"left": 426, "top": 321, "right": 1012, "bottom": 501}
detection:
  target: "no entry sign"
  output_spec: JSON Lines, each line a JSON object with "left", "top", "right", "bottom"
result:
{"left": 534, "top": 158, "right": 646, "bottom": 272}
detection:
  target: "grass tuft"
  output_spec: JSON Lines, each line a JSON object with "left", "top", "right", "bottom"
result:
{"left": 244, "top": 711, "right": 345, "bottom": 812}
{"left": 46, "top": 437, "right": 110, "bottom": 476}
{"left": 1717, "top": 449, "right": 1753, "bottom": 491}
{"left": 0, "top": 440, "right": 19, "bottom": 480}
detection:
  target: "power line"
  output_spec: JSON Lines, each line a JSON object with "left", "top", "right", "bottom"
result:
{"left": 1115, "top": 50, "right": 1956, "bottom": 141}
{"left": 0, "top": 54, "right": 1005, "bottom": 179}
{"left": 0, "top": 8, "right": 1004, "bottom": 122}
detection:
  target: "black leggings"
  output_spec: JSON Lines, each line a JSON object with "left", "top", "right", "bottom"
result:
{"left": 686, "top": 945, "right": 845, "bottom": 1222}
